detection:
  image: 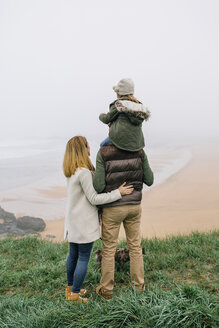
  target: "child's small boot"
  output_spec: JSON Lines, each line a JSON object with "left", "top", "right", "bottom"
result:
{"left": 68, "top": 292, "right": 88, "bottom": 304}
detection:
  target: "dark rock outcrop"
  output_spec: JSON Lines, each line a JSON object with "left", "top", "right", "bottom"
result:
{"left": 17, "top": 216, "right": 46, "bottom": 232}
{"left": 0, "top": 206, "right": 46, "bottom": 237}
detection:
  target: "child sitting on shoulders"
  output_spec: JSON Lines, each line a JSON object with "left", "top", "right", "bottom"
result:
{"left": 99, "top": 78, "right": 150, "bottom": 152}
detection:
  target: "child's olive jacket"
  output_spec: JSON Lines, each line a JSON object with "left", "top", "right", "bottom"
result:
{"left": 99, "top": 97, "right": 150, "bottom": 152}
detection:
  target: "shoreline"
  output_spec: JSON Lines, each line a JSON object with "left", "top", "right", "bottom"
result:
{"left": 39, "top": 144, "right": 219, "bottom": 242}
{"left": 0, "top": 146, "right": 191, "bottom": 220}
{"left": 138, "top": 144, "right": 219, "bottom": 239}
{"left": 1, "top": 144, "right": 219, "bottom": 242}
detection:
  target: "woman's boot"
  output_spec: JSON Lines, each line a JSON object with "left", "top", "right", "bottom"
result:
{"left": 68, "top": 292, "right": 88, "bottom": 303}
{"left": 65, "top": 286, "right": 87, "bottom": 299}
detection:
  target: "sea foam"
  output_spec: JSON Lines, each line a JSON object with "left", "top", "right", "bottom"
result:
{"left": 0, "top": 138, "right": 192, "bottom": 220}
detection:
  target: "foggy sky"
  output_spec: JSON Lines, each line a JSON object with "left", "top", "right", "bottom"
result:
{"left": 0, "top": 0, "right": 219, "bottom": 144}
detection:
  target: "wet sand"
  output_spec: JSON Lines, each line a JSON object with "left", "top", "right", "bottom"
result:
{"left": 37, "top": 186, "right": 67, "bottom": 199}
{"left": 39, "top": 144, "right": 219, "bottom": 242}
{"left": 138, "top": 145, "right": 219, "bottom": 238}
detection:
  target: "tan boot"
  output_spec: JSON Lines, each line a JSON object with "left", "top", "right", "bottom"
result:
{"left": 96, "top": 285, "right": 113, "bottom": 299}
{"left": 132, "top": 283, "right": 145, "bottom": 293}
{"left": 79, "top": 289, "right": 86, "bottom": 296}
{"left": 65, "top": 286, "right": 72, "bottom": 299}
{"left": 68, "top": 292, "right": 88, "bottom": 304}
{"left": 65, "top": 286, "right": 87, "bottom": 299}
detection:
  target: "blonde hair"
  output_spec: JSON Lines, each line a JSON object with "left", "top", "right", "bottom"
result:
{"left": 118, "top": 94, "right": 140, "bottom": 103}
{"left": 63, "top": 136, "right": 94, "bottom": 177}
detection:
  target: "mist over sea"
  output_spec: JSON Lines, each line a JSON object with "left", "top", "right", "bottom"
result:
{"left": 0, "top": 0, "right": 219, "bottom": 225}
{"left": 0, "top": 136, "right": 192, "bottom": 220}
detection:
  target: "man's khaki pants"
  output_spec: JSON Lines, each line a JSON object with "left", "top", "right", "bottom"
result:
{"left": 100, "top": 204, "right": 144, "bottom": 295}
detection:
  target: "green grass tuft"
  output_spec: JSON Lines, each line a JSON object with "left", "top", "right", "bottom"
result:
{"left": 0, "top": 231, "right": 219, "bottom": 327}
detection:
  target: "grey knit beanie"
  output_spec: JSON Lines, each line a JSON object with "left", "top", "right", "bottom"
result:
{"left": 112, "top": 78, "right": 135, "bottom": 95}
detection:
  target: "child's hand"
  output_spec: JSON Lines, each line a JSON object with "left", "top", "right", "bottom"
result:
{"left": 118, "top": 182, "right": 134, "bottom": 195}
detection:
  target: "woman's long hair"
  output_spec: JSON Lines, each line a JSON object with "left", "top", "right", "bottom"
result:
{"left": 63, "top": 136, "right": 94, "bottom": 177}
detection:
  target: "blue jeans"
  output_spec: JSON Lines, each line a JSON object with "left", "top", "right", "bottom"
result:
{"left": 66, "top": 242, "right": 94, "bottom": 293}
{"left": 100, "top": 137, "right": 111, "bottom": 147}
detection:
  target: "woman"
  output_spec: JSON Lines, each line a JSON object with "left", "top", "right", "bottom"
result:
{"left": 63, "top": 136, "right": 133, "bottom": 303}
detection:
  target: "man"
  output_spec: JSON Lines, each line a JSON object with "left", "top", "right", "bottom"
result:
{"left": 93, "top": 143, "right": 154, "bottom": 299}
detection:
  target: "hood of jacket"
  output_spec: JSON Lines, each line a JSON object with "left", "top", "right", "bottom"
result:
{"left": 115, "top": 100, "right": 150, "bottom": 121}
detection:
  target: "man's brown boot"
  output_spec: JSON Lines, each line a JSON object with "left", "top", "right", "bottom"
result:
{"left": 96, "top": 285, "right": 113, "bottom": 299}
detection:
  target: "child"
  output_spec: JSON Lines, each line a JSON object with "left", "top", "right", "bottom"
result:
{"left": 63, "top": 136, "right": 133, "bottom": 303}
{"left": 99, "top": 78, "right": 150, "bottom": 152}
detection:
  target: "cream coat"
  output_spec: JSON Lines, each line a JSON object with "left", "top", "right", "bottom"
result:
{"left": 64, "top": 168, "right": 121, "bottom": 243}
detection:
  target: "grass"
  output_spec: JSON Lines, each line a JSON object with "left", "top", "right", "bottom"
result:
{"left": 0, "top": 230, "right": 218, "bottom": 327}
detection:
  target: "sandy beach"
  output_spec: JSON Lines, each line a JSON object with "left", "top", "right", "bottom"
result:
{"left": 139, "top": 144, "right": 219, "bottom": 238}
{"left": 39, "top": 144, "right": 219, "bottom": 242}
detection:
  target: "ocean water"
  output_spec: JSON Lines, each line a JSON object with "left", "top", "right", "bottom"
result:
{"left": 0, "top": 137, "right": 192, "bottom": 220}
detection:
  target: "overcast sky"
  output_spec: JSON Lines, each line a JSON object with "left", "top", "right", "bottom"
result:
{"left": 0, "top": 0, "right": 219, "bottom": 144}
